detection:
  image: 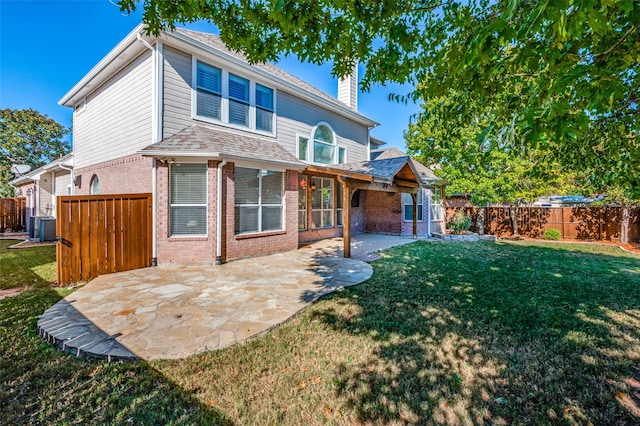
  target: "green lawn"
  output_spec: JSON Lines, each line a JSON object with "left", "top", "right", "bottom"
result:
{"left": 0, "top": 240, "right": 56, "bottom": 289}
{"left": 2, "top": 240, "right": 639, "bottom": 424}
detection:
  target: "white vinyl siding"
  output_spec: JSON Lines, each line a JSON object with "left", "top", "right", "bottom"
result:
{"left": 72, "top": 51, "right": 153, "bottom": 169}
{"left": 163, "top": 47, "right": 193, "bottom": 138}
{"left": 235, "top": 167, "right": 283, "bottom": 234}
{"left": 54, "top": 172, "right": 71, "bottom": 197}
{"left": 38, "top": 176, "right": 53, "bottom": 216}
{"left": 161, "top": 47, "right": 369, "bottom": 161}
{"left": 277, "top": 91, "right": 369, "bottom": 163}
{"left": 170, "top": 163, "right": 207, "bottom": 236}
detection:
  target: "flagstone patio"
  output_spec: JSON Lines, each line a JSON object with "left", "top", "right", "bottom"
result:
{"left": 38, "top": 234, "right": 420, "bottom": 361}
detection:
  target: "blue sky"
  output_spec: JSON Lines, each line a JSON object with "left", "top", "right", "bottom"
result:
{"left": 0, "top": 0, "right": 419, "bottom": 151}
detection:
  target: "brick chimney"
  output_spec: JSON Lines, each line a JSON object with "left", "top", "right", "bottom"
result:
{"left": 338, "top": 62, "right": 358, "bottom": 110}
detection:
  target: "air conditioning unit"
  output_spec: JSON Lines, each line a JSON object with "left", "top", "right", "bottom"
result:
{"left": 39, "top": 217, "right": 56, "bottom": 242}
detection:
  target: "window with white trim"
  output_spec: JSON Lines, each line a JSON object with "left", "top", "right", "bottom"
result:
{"left": 235, "top": 167, "right": 283, "bottom": 234}
{"left": 196, "top": 62, "right": 222, "bottom": 120}
{"left": 170, "top": 163, "right": 207, "bottom": 236}
{"left": 313, "top": 125, "right": 335, "bottom": 164}
{"left": 90, "top": 175, "right": 100, "bottom": 195}
{"left": 338, "top": 146, "right": 347, "bottom": 164}
{"left": 256, "top": 84, "right": 274, "bottom": 132}
{"left": 430, "top": 188, "right": 443, "bottom": 221}
{"left": 298, "top": 136, "right": 309, "bottom": 161}
{"left": 403, "top": 191, "right": 423, "bottom": 222}
{"left": 228, "top": 73, "right": 249, "bottom": 126}
{"left": 194, "top": 60, "right": 275, "bottom": 134}
{"left": 311, "top": 177, "right": 333, "bottom": 229}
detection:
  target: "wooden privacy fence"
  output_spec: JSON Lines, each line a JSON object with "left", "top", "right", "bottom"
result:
{"left": 56, "top": 194, "right": 152, "bottom": 285}
{"left": 0, "top": 197, "right": 26, "bottom": 232}
{"left": 446, "top": 206, "right": 640, "bottom": 242}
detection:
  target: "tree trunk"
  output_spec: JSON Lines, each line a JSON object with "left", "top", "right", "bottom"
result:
{"left": 621, "top": 206, "right": 630, "bottom": 244}
{"left": 476, "top": 208, "right": 485, "bottom": 235}
{"left": 510, "top": 206, "right": 519, "bottom": 237}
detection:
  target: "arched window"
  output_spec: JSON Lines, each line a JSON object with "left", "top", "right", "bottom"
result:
{"left": 90, "top": 175, "right": 100, "bottom": 195}
{"left": 312, "top": 124, "right": 336, "bottom": 164}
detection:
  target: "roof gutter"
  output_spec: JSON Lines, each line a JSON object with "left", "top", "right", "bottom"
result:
{"left": 137, "top": 149, "right": 305, "bottom": 171}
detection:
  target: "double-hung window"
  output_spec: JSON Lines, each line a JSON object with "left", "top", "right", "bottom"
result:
{"left": 403, "top": 191, "right": 423, "bottom": 221}
{"left": 228, "top": 73, "right": 249, "bottom": 126}
{"left": 170, "top": 163, "right": 207, "bottom": 236}
{"left": 235, "top": 167, "right": 283, "bottom": 234}
{"left": 255, "top": 84, "right": 274, "bottom": 132}
{"left": 196, "top": 62, "right": 222, "bottom": 120}
{"left": 194, "top": 59, "right": 276, "bottom": 134}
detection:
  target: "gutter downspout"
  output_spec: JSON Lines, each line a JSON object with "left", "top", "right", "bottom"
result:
{"left": 58, "top": 162, "right": 74, "bottom": 195}
{"left": 137, "top": 32, "right": 159, "bottom": 266}
{"left": 151, "top": 159, "right": 158, "bottom": 266}
{"left": 216, "top": 157, "right": 228, "bottom": 265}
{"left": 427, "top": 188, "right": 432, "bottom": 238}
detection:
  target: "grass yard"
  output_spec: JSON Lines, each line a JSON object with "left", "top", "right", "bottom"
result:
{"left": 0, "top": 240, "right": 56, "bottom": 289}
{"left": 2, "top": 240, "right": 639, "bottom": 424}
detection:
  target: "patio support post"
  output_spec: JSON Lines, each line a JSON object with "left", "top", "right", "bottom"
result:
{"left": 337, "top": 176, "right": 351, "bottom": 258}
{"left": 412, "top": 192, "right": 418, "bottom": 238}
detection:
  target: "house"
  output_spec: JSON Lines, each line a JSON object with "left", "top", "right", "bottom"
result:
{"left": 57, "top": 24, "right": 443, "bottom": 264}
{"left": 11, "top": 153, "right": 73, "bottom": 237}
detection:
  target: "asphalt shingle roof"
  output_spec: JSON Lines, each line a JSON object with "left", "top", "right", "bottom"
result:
{"left": 370, "top": 148, "right": 440, "bottom": 182}
{"left": 139, "top": 124, "right": 304, "bottom": 167}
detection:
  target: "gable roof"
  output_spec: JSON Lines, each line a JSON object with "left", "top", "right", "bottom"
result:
{"left": 138, "top": 124, "right": 305, "bottom": 169}
{"left": 370, "top": 148, "right": 441, "bottom": 183}
{"left": 12, "top": 153, "right": 74, "bottom": 186}
{"left": 59, "top": 25, "right": 378, "bottom": 128}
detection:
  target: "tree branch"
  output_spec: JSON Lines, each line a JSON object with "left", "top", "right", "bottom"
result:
{"left": 594, "top": 24, "right": 637, "bottom": 64}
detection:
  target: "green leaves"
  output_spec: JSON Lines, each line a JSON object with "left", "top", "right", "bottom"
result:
{"left": 0, "top": 109, "right": 70, "bottom": 197}
{"left": 119, "top": 0, "right": 640, "bottom": 200}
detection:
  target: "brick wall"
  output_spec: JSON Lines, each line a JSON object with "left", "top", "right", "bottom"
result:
{"left": 364, "top": 191, "right": 402, "bottom": 234}
{"left": 224, "top": 166, "right": 299, "bottom": 262}
{"left": 156, "top": 160, "right": 218, "bottom": 264}
{"left": 73, "top": 154, "right": 153, "bottom": 195}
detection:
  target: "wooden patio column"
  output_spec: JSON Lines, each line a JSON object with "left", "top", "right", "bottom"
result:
{"left": 337, "top": 176, "right": 351, "bottom": 258}
{"left": 412, "top": 192, "right": 418, "bottom": 238}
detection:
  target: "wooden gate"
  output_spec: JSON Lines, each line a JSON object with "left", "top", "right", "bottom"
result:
{"left": 0, "top": 197, "right": 26, "bottom": 232}
{"left": 56, "top": 194, "right": 152, "bottom": 285}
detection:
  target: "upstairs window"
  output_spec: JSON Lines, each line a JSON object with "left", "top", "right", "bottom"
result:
{"left": 256, "top": 84, "right": 274, "bottom": 132}
{"left": 194, "top": 59, "right": 275, "bottom": 134}
{"left": 228, "top": 73, "right": 249, "bottom": 126}
{"left": 313, "top": 125, "right": 335, "bottom": 164}
{"left": 196, "top": 62, "right": 222, "bottom": 120}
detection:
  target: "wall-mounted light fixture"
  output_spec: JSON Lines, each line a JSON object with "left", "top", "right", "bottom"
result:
{"left": 310, "top": 180, "right": 317, "bottom": 191}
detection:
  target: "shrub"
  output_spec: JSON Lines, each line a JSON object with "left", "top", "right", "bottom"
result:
{"left": 543, "top": 228, "right": 562, "bottom": 240}
{"left": 448, "top": 211, "right": 472, "bottom": 234}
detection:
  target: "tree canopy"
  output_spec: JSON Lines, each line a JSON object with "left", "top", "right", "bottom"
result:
{"left": 0, "top": 109, "right": 70, "bottom": 197}
{"left": 120, "top": 0, "right": 640, "bottom": 199}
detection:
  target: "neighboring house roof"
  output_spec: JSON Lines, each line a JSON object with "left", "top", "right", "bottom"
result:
{"left": 368, "top": 148, "right": 442, "bottom": 184}
{"left": 12, "top": 153, "right": 74, "bottom": 186}
{"left": 369, "top": 135, "right": 387, "bottom": 148}
{"left": 138, "top": 124, "right": 305, "bottom": 169}
{"left": 59, "top": 24, "right": 378, "bottom": 128}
